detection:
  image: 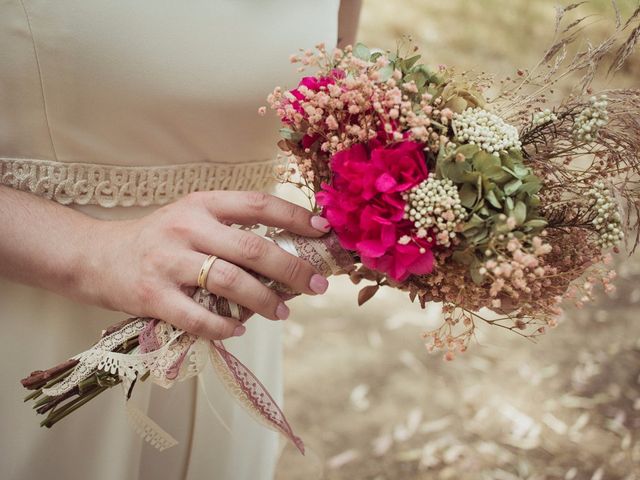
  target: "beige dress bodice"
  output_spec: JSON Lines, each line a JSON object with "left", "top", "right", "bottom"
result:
{"left": 0, "top": 2, "right": 339, "bottom": 480}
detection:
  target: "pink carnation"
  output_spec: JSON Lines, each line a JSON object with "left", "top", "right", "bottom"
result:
{"left": 289, "top": 69, "right": 345, "bottom": 115}
{"left": 316, "top": 141, "right": 434, "bottom": 281}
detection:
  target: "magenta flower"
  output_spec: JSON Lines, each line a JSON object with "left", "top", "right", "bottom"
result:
{"left": 317, "top": 141, "right": 434, "bottom": 281}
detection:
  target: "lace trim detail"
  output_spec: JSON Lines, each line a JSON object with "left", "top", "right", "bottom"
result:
{"left": 42, "top": 319, "right": 148, "bottom": 396}
{"left": 0, "top": 157, "right": 280, "bottom": 208}
{"left": 125, "top": 402, "right": 178, "bottom": 451}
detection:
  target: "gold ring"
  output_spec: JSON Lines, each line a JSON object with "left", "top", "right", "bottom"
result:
{"left": 197, "top": 255, "right": 218, "bottom": 290}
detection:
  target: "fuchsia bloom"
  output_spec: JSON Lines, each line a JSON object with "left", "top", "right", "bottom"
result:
{"left": 317, "top": 141, "right": 434, "bottom": 281}
{"left": 289, "top": 69, "right": 345, "bottom": 115}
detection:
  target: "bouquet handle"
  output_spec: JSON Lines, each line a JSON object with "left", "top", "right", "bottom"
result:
{"left": 22, "top": 230, "right": 354, "bottom": 455}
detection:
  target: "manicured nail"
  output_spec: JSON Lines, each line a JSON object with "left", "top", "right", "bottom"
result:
{"left": 311, "top": 215, "right": 331, "bottom": 232}
{"left": 309, "top": 274, "right": 329, "bottom": 294}
{"left": 276, "top": 302, "right": 290, "bottom": 320}
{"left": 233, "top": 325, "right": 246, "bottom": 337}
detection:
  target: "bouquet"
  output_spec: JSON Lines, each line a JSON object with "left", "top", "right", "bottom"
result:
{"left": 22, "top": 6, "right": 640, "bottom": 454}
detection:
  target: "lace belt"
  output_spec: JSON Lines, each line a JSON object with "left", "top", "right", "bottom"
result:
{"left": 0, "top": 157, "right": 280, "bottom": 208}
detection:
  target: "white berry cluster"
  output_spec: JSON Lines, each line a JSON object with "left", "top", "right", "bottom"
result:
{"left": 532, "top": 109, "right": 558, "bottom": 126}
{"left": 403, "top": 174, "right": 467, "bottom": 247}
{"left": 588, "top": 181, "right": 624, "bottom": 249}
{"left": 573, "top": 95, "right": 609, "bottom": 143}
{"left": 452, "top": 107, "right": 522, "bottom": 156}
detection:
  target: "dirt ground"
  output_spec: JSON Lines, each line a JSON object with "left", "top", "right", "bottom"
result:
{"left": 275, "top": 1, "right": 640, "bottom": 479}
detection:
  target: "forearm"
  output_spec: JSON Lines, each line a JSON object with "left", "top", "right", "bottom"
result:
{"left": 338, "top": 0, "right": 362, "bottom": 48}
{"left": 0, "top": 186, "right": 100, "bottom": 301}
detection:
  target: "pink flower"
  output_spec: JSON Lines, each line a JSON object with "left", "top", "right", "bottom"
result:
{"left": 317, "top": 141, "right": 433, "bottom": 281}
{"left": 288, "top": 69, "right": 345, "bottom": 115}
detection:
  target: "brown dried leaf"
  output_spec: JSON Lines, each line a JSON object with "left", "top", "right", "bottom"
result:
{"left": 358, "top": 284, "right": 379, "bottom": 306}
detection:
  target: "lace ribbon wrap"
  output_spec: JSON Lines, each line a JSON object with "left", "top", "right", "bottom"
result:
{"left": 41, "top": 231, "right": 354, "bottom": 453}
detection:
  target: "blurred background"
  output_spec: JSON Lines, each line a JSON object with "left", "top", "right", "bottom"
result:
{"left": 275, "top": 1, "right": 640, "bottom": 479}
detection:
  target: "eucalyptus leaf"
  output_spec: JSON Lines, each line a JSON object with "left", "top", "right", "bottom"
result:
{"left": 403, "top": 55, "right": 422, "bottom": 71}
{"left": 519, "top": 181, "right": 542, "bottom": 195}
{"left": 524, "top": 218, "right": 548, "bottom": 229}
{"left": 473, "top": 151, "right": 501, "bottom": 172}
{"left": 378, "top": 64, "right": 395, "bottom": 82}
{"left": 404, "top": 71, "right": 427, "bottom": 88}
{"left": 459, "top": 183, "right": 478, "bottom": 209}
{"left": 464, "top": 214, "right": 484, "bottom": 229}
{"left": 456, "top": 144, "right": 480, "bottom": 159}
{"left": 353, "top": 43, "right": 371, "bottom": 61}
{"left": 529, "top": 195, "right": 541, "bottom": 207}
{"left": 505, "top": 197, "right": 514, "bottom": 210}
{"left": 513, "top": 201, "right": 527, "bottom": 225}
{"left": 441, "top": 159, "right": 471, "bottom": 183}
{"left": 452, "top": 250, "right": 474, "bottom": 266}
{"left": 485, "top": 190, "right": 501, "bottom": 209}
{"left": 513, "top": 164, "right": 530, "bottom": 179}
{"left": 470, "top": 261, "right": 485, "bottom": 285}
{"left": 504, "top": 179, "right": 523, "bottom": 196}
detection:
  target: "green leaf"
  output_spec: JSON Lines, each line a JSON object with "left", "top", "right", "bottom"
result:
{"left": 504, "top": 179, "right": 523, "bottom": 196}
{"left": 519, "top": 181, "right": 542, "bottom": 195}
{"left": 470, "top": 261, "right": 485, "bottom": 285}
{"left": 279, "top": 128, "right": 303, "bottom": 142}
{"left": 468, "top": 229, "right": 489, "bottom": 245}
{"left": 524, "top": 218, "right": 548, "bottom": 229}
{"left": 456, "top": 144, "right": 480, "bottom": 159}
{"left": 404, "top": 71, "right": 427, "bottom": 88}
{"left": 463, "top": 214, "right": 484, "bottom": 230}
{"left": 513, "top": 201, "right": 527, "bottom": 225}
{"left": 402, "top": 54, "right": 422, "bottom": 71}
{"left": 501, "top": 166, "right": 519, "bottom": 178}
{"left": 529, "top": 195, "right": 541, "bottom": 207}
{"left": 513, "top": 164, "right": 530, "bottom": 179}
{"left": 440, "top": 159, "right": 471, "bottom": 183}
{"left": 459, "top": 183, "right": 478, "bottom": 209}
{"left": 473, "top": 151, "right": 501, "bottom": 172}
{"left": 377, "top": 64, "right": 394, "bottom": 82}
{"left": 452, "top": 250, "right": 474, "bottom": 266}
{"left": 484, "top": 165, "right": 508, "bottom": 179}
{"left": 353, "top": 43, "right": 371, "bottom": 61}
{"left": 485, "top": 190, "right": 501, "bottom": 209}
{"left": 505, "top": 197, "right": 514, "bottom": 211}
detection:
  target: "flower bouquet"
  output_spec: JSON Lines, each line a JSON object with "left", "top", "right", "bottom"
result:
{"left": 22, "top": 6, "right": 640, "bottom": 454}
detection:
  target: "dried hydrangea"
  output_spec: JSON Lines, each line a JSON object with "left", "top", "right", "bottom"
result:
{"left": 573, "top": 95, "right": 609, "bottom": 143}
{"left": 532, "top": 108, "right": 558, "bottom": 126}
{"left": 588, "top": 181, "right": 624, "bottom": 249}
{"left": 453, "top": 107, "right": 522, "bottom": 156}
{"left": 403, "top": 174, "right": 467, "bottom": 247}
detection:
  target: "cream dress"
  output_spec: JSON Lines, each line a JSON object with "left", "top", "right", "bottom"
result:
{"left": 0, "top": 1, "right": 338, "bottom": 479}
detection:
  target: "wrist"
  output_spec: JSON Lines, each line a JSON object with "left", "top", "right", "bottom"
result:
{"left": 62, "top": 216, "right": 123, "bottom": 308}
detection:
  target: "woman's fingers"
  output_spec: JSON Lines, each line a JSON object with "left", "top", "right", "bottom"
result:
{"left": 205, "top": 191, "right": 331, "bottom": 237}
{"left": 158, "top": 291, "right": 245, "bottom": 340}
{"left": 182, "top": 253, "right": 289, "bottom": 321}
{"left": 191, "top": 225, "right": 328, "bottom": 295}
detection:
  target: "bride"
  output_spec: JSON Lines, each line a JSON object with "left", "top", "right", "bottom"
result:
{"left": 0, "top": 1, "right": 360, "bottom": 479}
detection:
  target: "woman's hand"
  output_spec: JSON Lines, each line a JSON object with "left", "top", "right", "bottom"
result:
{"left": 83, "top": 191, "right": 331, "bottom": 340}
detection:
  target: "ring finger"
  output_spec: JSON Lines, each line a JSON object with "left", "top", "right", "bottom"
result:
{"left": 185, "top": 252, "right": 290, "bottom": 321}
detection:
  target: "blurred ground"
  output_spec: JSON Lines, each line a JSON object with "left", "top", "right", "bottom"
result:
{"left": 276, "top": 1, "right": 640, "bottom": 479}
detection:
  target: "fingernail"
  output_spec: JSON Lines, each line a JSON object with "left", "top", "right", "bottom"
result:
{"left": 311, "top": 215, "right": 331, "bottom": 232}
{"left": 276, "top": 302, "right": 290, "bottom": 320}
{"left": 309, "top": 274, "right": 329, "bottom": 294}
{"left": 233, "top": 325, "right": 246, "bottom": 337}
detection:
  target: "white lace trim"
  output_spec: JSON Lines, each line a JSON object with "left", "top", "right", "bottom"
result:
{"left": 0, "top": 157, "right": 279, "bottom": 208}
